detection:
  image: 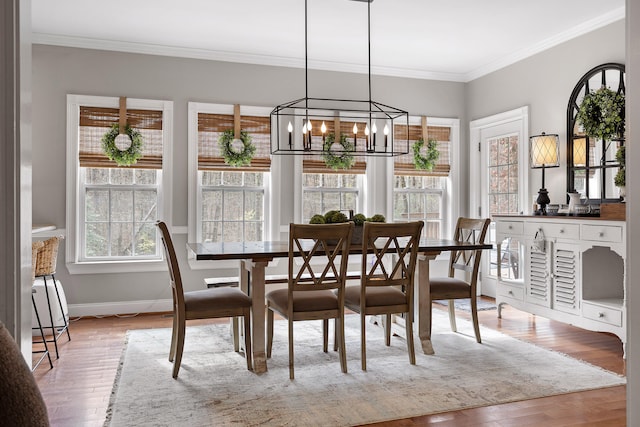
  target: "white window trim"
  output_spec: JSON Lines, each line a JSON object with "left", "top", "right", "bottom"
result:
{"left": 187, "top": 102, "right": 274, "bottom": 270}
{"left": 65, "top": 94, "right": 173, "bottom": 274}
{"left": 386, "top": 116, "right": 459, "bottom": 240}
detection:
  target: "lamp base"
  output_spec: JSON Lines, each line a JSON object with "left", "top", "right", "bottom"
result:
{"left": 535, "top": 188, "right": 550, "bottom": 215}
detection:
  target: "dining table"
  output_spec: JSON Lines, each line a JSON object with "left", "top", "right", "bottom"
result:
{"left": 187, "top": 238, "right": 492, "bottom": 373}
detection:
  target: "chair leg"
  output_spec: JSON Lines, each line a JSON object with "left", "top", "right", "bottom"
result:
{"left": 172, "top": 317, "right": 186, "bottom": 379}
{"left": 384, "top": 314, "right": 391, "bottom": 346}
{"left": 267, "top": 307, "right": 274, "bottom": 358}
{"left": 231, "top": 317, "right": 240, "bottom": 352}
{"left": 51, "top": 274, "right": 71, "bottom": 342}
{"left": 42, "top": 276, "right": 60, "bottom": 359}
{"left": 169, "top": 309, "right": 177, "bottom": 362}
{"left": 470, "top": 297, "right": 482, "bottom": 343}
{"left": 243, "top": 309, "right": 253, "bottom": 371}
{"left": 406, "top": 310, "right": 416, "bottom": 365}
{"left": 447, "top": 299, "right": 458, "bottom": 332}
{"left": 31, "top": 293, "right": 53, "bottom": 370}
{"left": 337, "top": 314, "right": 347, "bottom": 373}
{"left": 322, "top": 319, "right": 328, "bottom": 353}
{"left": 360, "top": 312, "right": 367, "bottom": 371}
{"left": 333, "top": 318, "right": 338, "bottom": 352}
{"left": 288, "top": 318, "right": 294, "bottom": 380}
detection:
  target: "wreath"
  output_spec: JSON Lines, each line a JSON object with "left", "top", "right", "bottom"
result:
{"left": 412, "top": 137, "right": 439, "bottom": 171}
{"left": 218, "top": 129, "right": 256, "bottom": 167}
{"left": 101, "top": 123, "right": 144, "bottom": 167}
{"left": 576, "top": 86, "right": 625, "bottom": 141}
{"left": 322, "top": 133, "right": 355, "bottom": 170}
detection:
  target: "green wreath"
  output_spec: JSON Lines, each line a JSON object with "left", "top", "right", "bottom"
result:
{"left": 218, "top": 129, "right": 256, "bottom": 167}
{"left": 101, "top": 123, "right": 144, "bottom": 167}
{"left": 576, "top": 86, "right": 625, "bottom": 141}
{"left": 322, "top": 133, "right": 355, "bottom": 170}
{"left": 413, "top": 137, "right": 439, "bottom": 171}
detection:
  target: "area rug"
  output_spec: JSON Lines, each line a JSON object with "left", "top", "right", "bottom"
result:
{"left": 105, "top": 310, "right": 624, "bottom": 427}
{"left": 433, "top": 298, "right": 497, "bottom": 311}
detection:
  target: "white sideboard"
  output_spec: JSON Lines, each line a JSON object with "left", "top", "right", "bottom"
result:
{"left": 493, "top": 215, "right": 626, "bottom": 348}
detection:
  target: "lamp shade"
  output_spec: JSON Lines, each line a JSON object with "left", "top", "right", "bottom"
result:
{"left": 573, "top": 137, "right": 587, "bottom": 167}
{"left": 530, "top": 133, "right": 560, "bottom": 168}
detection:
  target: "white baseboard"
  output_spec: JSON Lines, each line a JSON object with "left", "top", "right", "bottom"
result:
{"left": 68, "top": 299, "right": 173, "bottom": 318}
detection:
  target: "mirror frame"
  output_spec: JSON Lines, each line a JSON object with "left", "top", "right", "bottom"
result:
{"left": 566, "top": 62, "right": 625, "bottom": 204}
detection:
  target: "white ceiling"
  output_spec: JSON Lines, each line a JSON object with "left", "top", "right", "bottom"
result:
{"left": 31, "top": 0, "right": 625, "bottom": 82}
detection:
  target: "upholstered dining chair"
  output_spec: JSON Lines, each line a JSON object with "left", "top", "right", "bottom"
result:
{"left": 156, "top": 221, "right": 252, "bottom": 378}
{"left": 266, "top": 222, "right": 353, "bottom": 379}
{"left": 344, "top": 221, "right": 423, "bottom": 371}
{"left": 428, "top": 217, "right": 491, "bottom": 344}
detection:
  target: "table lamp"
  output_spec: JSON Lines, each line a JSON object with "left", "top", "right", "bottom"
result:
{"left": 530, "top": 132, "right": 560, "bottom": 215}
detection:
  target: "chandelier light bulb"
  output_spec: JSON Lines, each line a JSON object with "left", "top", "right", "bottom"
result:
{"left": 372, "top": 123, "right": 377, "bottom": 134}
{"left": 321, "top": 121, "right": 327, "bottom": 134}
{"left": 287, "top": 122, "right": 293, "bottom": 133}
{"left": 384, "top": 124, "right": 389, "bottom": 135}
{"left": 353, "top": 124, "right": 358, "bottom": 134}
{"left": 364, "top": 125, "right": 370, "bottom": 136}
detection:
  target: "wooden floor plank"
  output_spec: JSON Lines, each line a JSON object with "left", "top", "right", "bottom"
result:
{"left": 33, "top": 300, "right": 626, "bottom": 426}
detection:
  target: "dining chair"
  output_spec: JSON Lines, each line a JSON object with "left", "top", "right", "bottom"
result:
{"left": 156, "top": 221, "right": 252, "bottom": 378}
{"left": 266, "top": 222, "right": 353, "bottom": 380}
{"left": 344, "top": 220, "right": 423, "bottom": 371}
{"left": 428, "top": 217, "right": 491, "bottom": 344}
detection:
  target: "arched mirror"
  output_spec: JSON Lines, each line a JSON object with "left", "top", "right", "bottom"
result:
{"left": 566, "top": 63, "right": 625, "bottom": 203}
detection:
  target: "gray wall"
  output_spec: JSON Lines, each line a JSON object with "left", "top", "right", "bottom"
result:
{"left": 467, "top": 21, "right": 625, "bottom": 206}
{"left": 31, "top": 45, "right": 464, "bottom": 308}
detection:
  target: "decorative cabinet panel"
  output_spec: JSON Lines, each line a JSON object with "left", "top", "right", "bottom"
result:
{"left": 494, "top": 216, "right": 626, "bottom": 350}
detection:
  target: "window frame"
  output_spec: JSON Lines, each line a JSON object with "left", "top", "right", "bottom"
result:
{"left": 65, "top": 94, "right": 174, "bottom": 274}
{"left": 388, "top": 116, "right": 459, "bottom": 240}
{"left": 187, "top": 102, "right": 273, "bottom": 270}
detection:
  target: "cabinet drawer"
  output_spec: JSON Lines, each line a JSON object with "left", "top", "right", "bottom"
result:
{"left": 524, "top": 222, "right": 580, "bottom": 240}
{"left": 498, "top": 283, "right": 524, "bottom": 301}
{"left": 581, "top": 224, "right": 623, "bottom": 243}
{"left": 496, "top": 221, "right": 524, "bottom": 236}
{"left": 582, "top": 302, "right": 622, "bottom": 327}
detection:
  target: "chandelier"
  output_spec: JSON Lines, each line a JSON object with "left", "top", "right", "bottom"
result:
{"left": 270, "top": 0, "right": 409, "bottom": 156}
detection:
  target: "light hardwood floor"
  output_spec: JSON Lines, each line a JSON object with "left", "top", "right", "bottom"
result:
{"left": 33, "top": 300, "right": 626, "bottom": 426}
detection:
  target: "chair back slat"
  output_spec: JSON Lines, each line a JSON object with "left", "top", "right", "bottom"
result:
{"left": 288, "top": 223, "right": 353, "bottom": 294}
{"left": 361, "top": 221, "right": 424, "bottom": 292}
{"left": 448, "top": 218, "right": 491, "bottom": 284}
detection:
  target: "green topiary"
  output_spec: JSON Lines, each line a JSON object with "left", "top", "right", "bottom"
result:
{"left": 323, "top": 210, "right": 339, "bottom": 223}
{"left": 330, "top": 211, "right": 349, "bottom": 224}
{"left": 369, "top": 214, "right": 386, "bottom": 223}
{"left": 309, "top": 214, "right": 326, "bottom": 224}
{"left": 353, "top": 213, "right": 367, "bottom": 226}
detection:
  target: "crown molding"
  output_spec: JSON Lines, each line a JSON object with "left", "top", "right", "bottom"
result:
{"left": 33, "top": 7, "right": 625, "bottom": 85}
{"left": 464, "top": 6, "right": 625, "bottom": 82}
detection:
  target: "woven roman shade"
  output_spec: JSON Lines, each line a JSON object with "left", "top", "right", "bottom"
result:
{"left": 198, "top": 113, "right": 271, "bottom": 172}
{"left": 302, "top": 120, "right": 366, "bottom": 174}
{"left": 78, "top": 106, "right": 164, "bottom": 169}
{"left": 394, "top": 124, "right": 451, "bottom": 176}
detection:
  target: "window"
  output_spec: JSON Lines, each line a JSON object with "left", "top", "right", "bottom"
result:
{"left": 301, "top": 119, "right": 366, "bottom": 221}
{"left": 393, "top": 118, "right": 453, "bottom": 239}
{"left": 188, "top": 103, "right": 271, "bottom": 243}
{"left": 66, "top": 95, "right": 173, "bottom": 273}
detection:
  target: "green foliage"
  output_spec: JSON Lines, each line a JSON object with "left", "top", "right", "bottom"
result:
{"left": 614, "top": 145, "right": 625, "bottom": 187}
{"left": 353, "top": 213, "right": 367, "bottom": 226}
{"left": 412, "top": 138, "right": 439, "bottom": 171}
{"left": 218, "top": 129, "right": 256, "bottom": 167}
{"left": 322, "top": 133, "right": 355, "bottom": 170}
{"left": 323, "top": 210, "right": 339, "bottom": 223}
{"left": 309, "top": 214, "right": 326, "bottom": 224}
{"left": 330, "top": 211, "right": 349, "bottom": 224}
{"left": 576, "top": 87, "right": 625, "bottom": 141}
{"left": 369, "top": 214, "right": 386, "bottom": 223}
{"left": 101, "top": 124, "right": 144, "bottom": 167}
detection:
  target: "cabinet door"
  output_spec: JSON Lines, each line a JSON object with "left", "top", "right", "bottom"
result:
{"left": 525, "top": 240, "right": 552, "bottom": 308}
{"left": 552, "top": 242, "right": 581, "bottom": 315}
